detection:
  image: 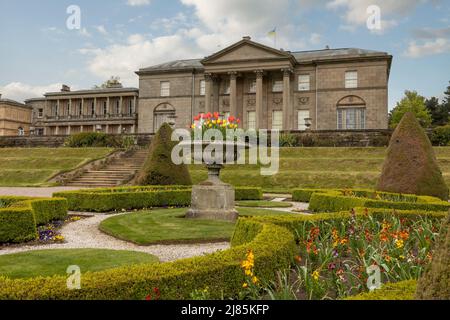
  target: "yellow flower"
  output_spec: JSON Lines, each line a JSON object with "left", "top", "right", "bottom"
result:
{"left": 252, "top": 276, "right": 259, "bottom": 284}
{"left": 399, "top": 255, "right": 405, "bottom": 260}
{"left": 242, "top": 283, "right": 248, "bottom": 288}
{"left": 191, "top": 124, "right": 195, "bottom": 129}
{"left": 244, "top": 269, "right": 253, "bottom": 276}
{"left": 212, "top": 120, "right": 217, "bottom": 124}
{"left": 217, "top": 119, "right": 222, "bottom": 124}
{"left": 395, "top": 239, "right": 404, "bottom": 249}
{"left": 208, "top": 123, "right": 212, "bottom": 128}
{"left": 312, "top": 270, "right": 320, "bottom": 281}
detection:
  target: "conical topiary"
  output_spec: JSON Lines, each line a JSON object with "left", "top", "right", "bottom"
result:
{"left": 416, "top": 213, "right": 450, "bottom": 300}
{"left": 376, "top": 112, "right": 448, "bottom": 200}
{"left": 134, "top": 123, "right": 192, "bottom": 185}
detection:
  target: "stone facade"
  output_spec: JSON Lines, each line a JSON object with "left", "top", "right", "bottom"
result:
{"left": 26, "top": 86, "right": 138, "bottom": 136}
{"left": 136, "top": 37, "right": 392, "bottom": 133}
{"left": 0, "top": 96, "right": 32, "bottom": 136}
{"left": 24, "top": 37, "right": 391, "bottom": 135}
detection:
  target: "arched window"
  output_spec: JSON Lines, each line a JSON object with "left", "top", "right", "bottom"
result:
{"left": 153, "top": 103, "right": 176, "bottom": 132}
{"left": 336, "top": 95, "right": 366, "bottom": 130}
{"left": 18, "top": 127, "right": 24, "bottom": 136}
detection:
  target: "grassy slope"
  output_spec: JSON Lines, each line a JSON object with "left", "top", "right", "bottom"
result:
{"left": 99, "top": 207, "right": 294, "bottom": 245}
{"left": 0, "top": 148, "right": 114, "bottom": 186}
{"left": 189, "top": 147, "right": 450, "bottom": 192}
{"left": 0, "top": 249, "right": 158, "bottom": 279}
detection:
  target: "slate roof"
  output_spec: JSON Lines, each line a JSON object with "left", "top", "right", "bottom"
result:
{"left": 138, "top": 48, "right": 390, "bottom": 74}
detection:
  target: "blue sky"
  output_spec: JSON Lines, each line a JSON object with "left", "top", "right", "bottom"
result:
{"left": 0, "top": 0, "right": 449, "bottom": 109}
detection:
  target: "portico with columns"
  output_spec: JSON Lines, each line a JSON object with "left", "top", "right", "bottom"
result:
{"left": 201, "top": 37, "right": 296, "bottom": 130}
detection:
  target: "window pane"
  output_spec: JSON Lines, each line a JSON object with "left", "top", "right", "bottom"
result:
{"left": 337, "top": 109, "right": 343, "bottom": 129}
{"left": 298, "top": 75, "right": 310, "bottom": 91}
{"left": 272, "top": 111, "right": 283, "bottom": 130}
{"left": 345, "top": 71, "right": 358, "bottom": 88}
{"left": 200, "top": 80, "right": 206, "bottom": 96}
{"left": 224, "top": 80, "right": 230, "bottom": 94}
{"left": 272, "top": 80, "right": 283, "bottom": 92}
{"left": 247, "top": 111, "right": 256, "bottom": 129}
{"left": 298, "top": 110, "right": 310, "bottom": 130}
{"left": 249, "top": 80, "right": 256, "bottom": 93}
{"left": 161, "top": 81, "right": 170, "bottom": 96}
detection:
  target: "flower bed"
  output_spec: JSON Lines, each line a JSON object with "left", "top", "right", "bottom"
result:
{"left": 53, "top": 186, "right": 263, "bottom": 212}
{"left": 0, "top": 196, "right": 68, "bottom": 243}
{"left": 237, "top": 207, "right": 446, "bottom": 299}
{"left": 291, "top": 188, "right": 450, "bottom": 212}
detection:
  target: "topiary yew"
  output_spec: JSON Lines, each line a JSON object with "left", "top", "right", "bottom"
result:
{"left": 416, "top": 213, "right": 450, "bottom": 300}
{"left": 376, "top": 112, "right": 449, "bottom": 200}
{"left": 134, "top": 123, "right": 192, "bottom": 186}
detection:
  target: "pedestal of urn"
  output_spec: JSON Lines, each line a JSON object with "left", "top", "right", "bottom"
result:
{"left": 183, "top": 141, "right": 245, "bottom": 222}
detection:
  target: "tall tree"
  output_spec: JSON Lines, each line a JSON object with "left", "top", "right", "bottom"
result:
{"left": 389, "top": 90, "right": 432, "bottom": 128}
{"left": 425, "top": 97, "right": 448, "bottom": 126}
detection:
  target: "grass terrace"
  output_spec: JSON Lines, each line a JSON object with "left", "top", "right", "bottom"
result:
{"left": 0, "top": 148, "right": 114, "bottom": 186}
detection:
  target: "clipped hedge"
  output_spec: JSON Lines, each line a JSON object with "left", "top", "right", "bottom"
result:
{"left": 54, "top": 186, "right": 263, "bottom": 212}
{"left": 0, "top": 196, "right": 68, "bottom": 243}
{"left": 345, "top": 280, "right": 417, "bottom": 300}
{"left": 291, "top": 188, "right": 450, "bottom": 212}
{"left": 0, "top": 219, "right": 296, "bottom": 300}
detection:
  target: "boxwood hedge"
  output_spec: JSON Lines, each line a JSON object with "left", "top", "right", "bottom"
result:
{"left": 0, "top": 219, "right": 296, "bottom": 300}
{"left": 53, "top": 186, "right": 263, "bottom": 212}
{"left": 345, "top": 280, "right": 417, "bottom": 300}
{"left": 291, "top": 188, "right": 450, "bottom": 212}
{"left": 0, "top": 196, "right": 68, "bottom": 243}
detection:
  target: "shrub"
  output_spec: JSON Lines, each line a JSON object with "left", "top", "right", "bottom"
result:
{"left": 291, "top": 188, "right": 450, "bottom": 212}
{"left": 345, "top": 280, "right": 417, "bottom": 300}
{"left": 0, "top": 196, "right": 68, "bottom": 243}
{"left": 0, "top": 221, "right": 296, "bottom": 300}
{"left": 53, "top": 186, "right": 262, "bottom": 212}
{"left": 377, "top": 112, "right": 449, "bottom": 200}
{"left": 134, "top": 123, "right": 192, "bottom": 186}
{"left": 431, "top": 125, "right": 450, "bottom": 146}
{"left": 279, "top": 133, "right": 298, "bottom": 147}
{"left": 416, "top": 213, "right": 450, "bottom": 300}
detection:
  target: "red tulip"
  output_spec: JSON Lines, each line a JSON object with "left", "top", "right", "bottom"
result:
{"left": 213, "top": 112, "right": 219, "bottom": 119}
{"left": 228, "top": 116, "right": 235, "bottom": 122}
{"left": 193, "top": 115, "right": 200, "bottom": 121}
{"left": 206, "top": 112, "right": 212, "bottom": 118}
{"left": 236, "top": 119, "right": 241, "bottom": 124}
{"left": 201, "top": 113, "right": 207, "bottom": 119}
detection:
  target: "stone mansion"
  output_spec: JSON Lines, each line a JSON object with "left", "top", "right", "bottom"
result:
{"left": 20, "top": 37, "right": 392, "bottom": 136}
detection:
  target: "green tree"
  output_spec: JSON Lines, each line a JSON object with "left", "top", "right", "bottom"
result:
{"left": 425, "top": 97, "right": 448, "bottom": 127}
{"left": 389, "top": 90, "right": 432, "bottom": 128}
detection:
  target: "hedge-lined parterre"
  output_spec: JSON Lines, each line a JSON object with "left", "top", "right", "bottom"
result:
{"left": 0, "top": 196, "right": 68, "bottom": 243}
{"left": 291, "top": 188, "right": 450, "bottom": 212}
{"left": 0, "top": 219, "right": 296, "bottom": 300}
{"left": 53, "top": 186, "right": 263, "bottom": 212}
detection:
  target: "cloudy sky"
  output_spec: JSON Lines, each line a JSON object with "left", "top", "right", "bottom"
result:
{"left": 0, "top": 0, "right": 449, "bottom": 109}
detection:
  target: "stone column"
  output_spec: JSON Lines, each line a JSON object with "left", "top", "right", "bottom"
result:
{"left": 118, "top": 124, "right": 123, "bottom": 134}
{"left": 204, "top": 73, "right": 212, "bottom": 113}
{"left": 107, "top": 97, "right": 110, "bottom": 117}
{"left": 255, "top": 70, "right": 264, "bottom": 129}
{"left": 67, "top": 126, "right": 71, "bottom": 135}
{"left": 106, "top": 124, "right": 109, "bottom": 134}
{"left": 81, "top": 98, "right": 84, "bottom": 116}
{"left": 94, "top": 98, "right": 97, "bottom": 117}
{"left": 133, "top": 96, "right": 137, "bottom": 114}
{"left": 282, "top": 69, "right": 292, "bottom": 130}
{"left": 131, "top": 124, "right": 136, "bottom": 134}
{"left": 229, "top": 72, "right": 238, "bottom": 117}
{"left": 68, "top": 99, "right": 72, "bottom": 117}
{"left": 119, "top": 96, "right": 124, "bottom": 116}
{"left": 55, "top": 126, "right": 59, "bottom": 135}
{"left": 56, "top": 100, "right": 60, "bottom": 117}
{"left": 80, "top": 125, "right": 84, "bottom": 133}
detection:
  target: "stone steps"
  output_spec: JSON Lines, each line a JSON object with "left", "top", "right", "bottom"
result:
{"left": 66, "top": 148, "right": 148, "bottom": 187}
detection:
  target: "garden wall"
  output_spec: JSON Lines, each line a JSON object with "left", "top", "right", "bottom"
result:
{"left": 0, "top": 134, "right": 153, "bottom": 148}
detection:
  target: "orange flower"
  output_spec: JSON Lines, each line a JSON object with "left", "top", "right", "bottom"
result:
{"left": 294, "top": 255, "right": 302, "bottom": 263}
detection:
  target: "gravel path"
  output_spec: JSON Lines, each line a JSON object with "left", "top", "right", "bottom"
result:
{"left": 0, "top": 187, "right": 86, "bottom": 197}
{"left": 0, "top": 212, "right": 230, "bottom": 262}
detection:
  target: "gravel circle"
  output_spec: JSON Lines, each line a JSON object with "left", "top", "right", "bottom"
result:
{"left": 0, "top": 212, "right": 230, "bottom": 262}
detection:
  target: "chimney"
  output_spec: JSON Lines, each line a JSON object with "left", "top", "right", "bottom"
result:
{"left": 61, "top": 84, "right": 71, "bottom": 92}
{"left": 243, "top": 36, "right": 251, "bottom": 41}
{"left": 325, "top": 45, "right": 330, "bottom": 50}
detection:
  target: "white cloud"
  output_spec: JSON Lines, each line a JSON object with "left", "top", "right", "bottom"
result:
{"left": 126, "top": 0, "right": 150, "bottom": 6}
{"left": 95, "top": 25, "right": 108, "bottom": 35}
{"left": 0, "top": 82, "right": 62, "bottom": 103}
{"left": 79, "top": 33, "right": 203, "bottom": 86}
{"left": 309, "top": 33, "right": 322, "bottom": 45}
{"left": 79, "top": 27, "right": 92, "bottom": 37}
{"left": 326, "top": 0, "right": 432, "bottom": 33}
{"left": 405, "top": 38, "right": 450, "bottom": 58}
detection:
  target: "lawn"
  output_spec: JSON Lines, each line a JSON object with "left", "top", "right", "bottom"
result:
{"left": 189, "top": 147, "right": 450, "bottom": 192}
{"left": 0, "top": 249, "right": 158, "bottom": 279}
{"left": 0, "top": 147, "right": 114, "bottom": 186}
{"left": 99, "top": 207, "right": 294, "bottom": 245}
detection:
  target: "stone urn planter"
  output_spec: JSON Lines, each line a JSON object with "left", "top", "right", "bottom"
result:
{"left": 179, "top": 140, "right": 248, "bottom": 222}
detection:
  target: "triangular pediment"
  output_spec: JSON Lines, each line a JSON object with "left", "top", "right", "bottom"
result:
{"left": 202, "top": 38, "right": 294, "bottom": 65}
